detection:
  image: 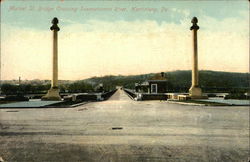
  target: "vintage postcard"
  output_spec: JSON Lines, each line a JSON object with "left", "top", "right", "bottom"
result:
{"left": 0, "top": 0, "right": 249, "bottom": 161}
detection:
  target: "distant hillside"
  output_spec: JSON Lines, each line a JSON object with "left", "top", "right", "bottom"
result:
{"left": 1, "top": 70, "right": 248, "bottom": 94}
{"left": 84, "top": 70, "right": 249, "bottom": 93}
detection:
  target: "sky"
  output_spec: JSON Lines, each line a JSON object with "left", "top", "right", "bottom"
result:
{"left": 0, "top": 0, "right": 249, "bottom": 80}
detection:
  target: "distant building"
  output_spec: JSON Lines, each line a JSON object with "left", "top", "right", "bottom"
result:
{"left": 95, "top": 83, "right": 104, "bottom": 93}
{"left": 135, "top": 72, "right": 168, "bottom": 94}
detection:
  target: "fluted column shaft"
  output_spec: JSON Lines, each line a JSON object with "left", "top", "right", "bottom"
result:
{"left": 52, "top": 29, "right": 58, "bottom": 88}
{"left": 192, "top": 27, "right": 198, "bottom": 87}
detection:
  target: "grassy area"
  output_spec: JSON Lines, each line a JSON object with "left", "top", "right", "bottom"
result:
{"left": 45, "top": 100, "right": 89, "bottom": 108}
{"left": 169, "top": 100, "right": 231, "bottom": 106}
{"left": 0, "top": 101, "right": 20, "bottom": 105}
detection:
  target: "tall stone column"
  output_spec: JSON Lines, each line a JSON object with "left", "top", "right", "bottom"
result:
{"left": 42, "top": 17, "right": 61, "bottom": 101}
{"left": 189, "top": 17, "right": 202, "bottom": 97}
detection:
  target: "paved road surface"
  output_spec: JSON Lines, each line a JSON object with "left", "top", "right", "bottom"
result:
{"left": 0, "top": 89, "right": 249, "bottom": 161}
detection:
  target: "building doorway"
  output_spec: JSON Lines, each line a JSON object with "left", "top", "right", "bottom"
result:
{"left": 151, "top": 84, "right": 157, "bottom": 94}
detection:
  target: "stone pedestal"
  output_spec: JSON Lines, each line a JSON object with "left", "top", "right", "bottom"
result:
{"left": 42, "top": 17, "right": 61, "bottom": 101}
{"left": 189, "top": 85, "right": 202, "bottom": 97}
{"left": 42, "top": 87, "right": 61, "bottom": 101}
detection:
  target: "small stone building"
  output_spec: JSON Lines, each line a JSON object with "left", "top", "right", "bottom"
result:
{"left": 135, "top": 72, "right": 168, "bottom": 94}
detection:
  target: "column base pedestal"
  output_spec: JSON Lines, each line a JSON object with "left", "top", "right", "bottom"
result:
{"left": 42, "top": 87, "right": 61, "bottom": 101}
{"left": 189, "top": 86, "right": 202, "bottom": 98}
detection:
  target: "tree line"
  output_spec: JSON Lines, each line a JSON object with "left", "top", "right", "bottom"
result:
{"left": 1, "top": 70, "right": 249, "bottom": 95}
{"left": 0, "top": 81, "right": 95, "bottom": 95}
{"left": 84, "top": 70, "right": 249, "bottom": 93}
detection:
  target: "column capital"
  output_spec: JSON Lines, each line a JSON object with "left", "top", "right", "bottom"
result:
{"left": 50, "top": 17, "right": 60, "bottom": 31}
{"left": 190, "top": 17, "right": 199, "bottom": 30}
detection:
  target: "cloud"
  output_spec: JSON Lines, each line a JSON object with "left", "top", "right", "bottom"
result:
{"left": 199, "top": 15, "right": 248, "bottom": 35}
{"left": 1, "top": 15, "right": 248, "bottom": 80}
{"left": 171, "top": 8, "right": 190, "bottom": 18}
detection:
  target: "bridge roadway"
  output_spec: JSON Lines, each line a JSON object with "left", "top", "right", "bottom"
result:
{"left": 0, "top": 89, "right": 248, "bottom": 161}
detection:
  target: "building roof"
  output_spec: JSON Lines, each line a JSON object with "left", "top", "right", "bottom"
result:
{"left": 135, "top": 73, "right": 167, "bottom": 87}
{"left": 148, "top": 73, "right": 167, "bottom": 81}
{"left": 147, "top": 80, "right": 167, "bottom": 83}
